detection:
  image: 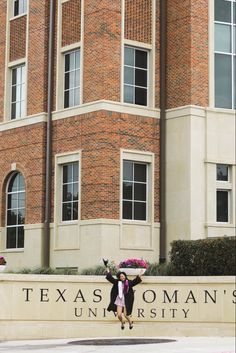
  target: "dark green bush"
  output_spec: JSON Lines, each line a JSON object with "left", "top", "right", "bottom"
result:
{"left": 9, "top": 267, "right": 78, "bottom": 275}
{"left": 145, "top": 262, "right": 173, "bottom": 276}
{"left": 169, "top": 237, "right": 236, "bottom": 275}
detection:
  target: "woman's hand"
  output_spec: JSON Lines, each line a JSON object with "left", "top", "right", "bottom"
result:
{"left": 138, "top": 269, "right": 145, "bottom": 277}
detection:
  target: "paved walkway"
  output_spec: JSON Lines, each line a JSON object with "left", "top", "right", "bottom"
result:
{"left": 0, "top": 337, "right": 235, "bottom": 353}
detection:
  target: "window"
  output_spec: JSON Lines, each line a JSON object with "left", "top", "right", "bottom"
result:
{"left": 13, "top": 0, "right": 27, "bottom": 17}
{"left": 62, "top": 162, "right": 79, "bottom": 221}
{"left": 214, "top": 0, "right": 236, "bottom": 109}
{"left": 216, "top": 164, "right": 231, "bottom": 223}
{"left": 11, "top": 65, "right": 26, "bottom": 120}
{"left": 217, "top": 164, "right": 229, "bottom": 181}
{"left": 6, "top": 172, "right": 25, "bottom": 249}
{"left": 124, "top": 46, "right": 148, "bottom": 106}
{"left": 64, "top": 50, "right": 80, "bottom": 108}
{"left": 123, "top": 161, "right": 147, "bottom": 221}
{"left": 216, "top": 190, "right": 229, "bottom": 222}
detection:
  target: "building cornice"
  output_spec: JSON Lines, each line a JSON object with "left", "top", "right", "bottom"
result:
{"left": 52, "top": 100, "right": 160, "bottom": 120}
{"left": 0, "top": 113, "right": 47, "bottom": 132}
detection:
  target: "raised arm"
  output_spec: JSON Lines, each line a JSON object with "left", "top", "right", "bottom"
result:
{"left": 105, "top": 270, "right": 117, "bottom": 285}
{"left": 130, "top": 275, "right": 142, "bottom": 287}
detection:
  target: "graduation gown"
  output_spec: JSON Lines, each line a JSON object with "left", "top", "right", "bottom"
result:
{"left": 106, "top": 272, "right": 142, "bottom": 315}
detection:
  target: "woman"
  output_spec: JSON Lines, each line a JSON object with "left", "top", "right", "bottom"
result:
{"left": 105, "top": 263, "right": 143, "bottom": 330}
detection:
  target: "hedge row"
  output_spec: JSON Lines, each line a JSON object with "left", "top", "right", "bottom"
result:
{"left": 169, "top": 237, "right": 236, "bottom": 276}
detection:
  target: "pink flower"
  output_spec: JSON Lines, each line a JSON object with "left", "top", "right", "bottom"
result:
{"left": 0, "top": 256, "right": 6, "bottom": 265}
{"left": 118, "top": 258, "right": 148, "bottom": 269}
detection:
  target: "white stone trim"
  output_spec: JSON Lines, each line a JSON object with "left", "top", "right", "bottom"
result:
{"left": 60, "top": 41, "right": 81, "bottom": 53}
{"left": 0, "top": 248, "right": 24, "bottom": 254}
{"left": 0, "top": 113, "right": 47, "bottom": 132}
{"left": 57, "top": 152, "right": 80, "bottom": 165}
{"left": 24, "top": 223, "right": 44, "bottom": 230}
{"left": 205, "top": 223, "right": 235, "bottom": 228}
{"left": 122, "top": 149, "right": 154, "bottom": 163}
{"left": 124, "top": 39, "right": 153, "bottom": 50}
{"left": 206, "top": 106, "right": 236, "bottom": 116}
{"left": 119, "top": 149, "right": 155, "bottom": 250}
{"left": 205, "top": 159, "right": 236, "bottom": 165}
{"left": 9, "top": 12, "right": 27, "bottom": 21}
{"left": 9, "top": 0, "right": 28, "bottom": 20}
{"left": 53, "top": 151, "right": 82, "bottom": 250}
{"left": 52, "top": 100, "right": 160, "bottom": 120}
{"left": 8, "top": 58, "right": 26, "bottom": 67}
{"left": 120, "top": 148, "right": 155, "bottom": 223}
{"left": 0, "top": 273, "right": 234, "bottom": 283}
{"left": 166, "top": 105, "right": 206, "bottom": 119}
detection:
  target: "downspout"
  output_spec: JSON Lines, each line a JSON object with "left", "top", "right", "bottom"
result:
{"left": 159, "top": 0, "right": 167, "bottom": 263}
{"left": 43, "top": 0, "right": 55, "bottom": 267}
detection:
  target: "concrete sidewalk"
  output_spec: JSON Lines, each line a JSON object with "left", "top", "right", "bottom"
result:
{"left": 0, "top": 337, "right": 235, "bottom": 353}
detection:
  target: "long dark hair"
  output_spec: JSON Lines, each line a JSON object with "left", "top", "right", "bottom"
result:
{"left": 116, "top": 271, "right": 127, "bottom": 280}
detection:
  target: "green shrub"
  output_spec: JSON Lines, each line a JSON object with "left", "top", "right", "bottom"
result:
{"left": 145, "top": 262, "right": 173, "bottom": 276}
{"left": 80, "top": 263, "right": 117, "bottom": 276}
{"left": 9, "top": 267, "right": 77, "bottom": 275}
{"left": 169, "top": 237, "right": 236, "bottom": 275}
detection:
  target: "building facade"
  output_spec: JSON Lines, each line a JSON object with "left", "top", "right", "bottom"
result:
{"left": 0, "top": 0, "right": 235, "bottom": 271}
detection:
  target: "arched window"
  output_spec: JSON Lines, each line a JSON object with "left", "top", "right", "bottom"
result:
{"left": 6, "top": 172, "right": 25, "bottom": 249}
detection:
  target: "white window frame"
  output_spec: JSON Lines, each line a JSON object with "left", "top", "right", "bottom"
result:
{"left": 13, "top": 0, "right": 27, "bottom": 17}
{"left": 121, "top": 150, "right": 154, "bottom": 224}
{"left": 216, "top": 164, "right": 232, "bottom": 223}
{"left": 5, "top": 172, "right": 25, "bottom": 249}
{"left": 63, "top": 49, "right": 81, "bottom": 109}
{"left": 10, "top": 64, "right": 26, "bottom": 120}
{"left": 61, "top": 161, "right": 79, "bottom": 222}
{"left": 214, "top": 0, "right": 236, "bottom": 109}
{"left": 123, "top": 160, "right": 148, "bottom": 221}
{"left": 55, "top": 152, "right": 81, "bottom": 226}
{"left": 123, "top": 45, "right": 149, "bottom": 107}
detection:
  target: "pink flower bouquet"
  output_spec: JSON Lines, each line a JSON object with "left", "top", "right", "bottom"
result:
{"left": 118, "top": 258, "right": 148, "bottom": 269}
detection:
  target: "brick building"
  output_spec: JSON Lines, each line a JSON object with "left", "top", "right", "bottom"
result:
{"left": 0, "top": 0, "right": 235, "bottom": 271}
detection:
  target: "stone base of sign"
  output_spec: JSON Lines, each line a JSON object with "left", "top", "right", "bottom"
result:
{"left": 0, "top": 274, "right": 235, "bottom": 340}
{"left": 0, "top": 322, "right": 234, "bottom": 340}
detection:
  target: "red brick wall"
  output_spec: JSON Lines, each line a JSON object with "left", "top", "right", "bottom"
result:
{"left": 166, "top": 0, "right": 208, "bottom": 109}
{"left": 62, "top": 0, "right": 81, "bottom": 47}
{"left": 9, "top": 16, "right": 27, "bottom": 62}
{"left": 27, "top": 0, "right": 50, "bottom": 116}
{"left": 0, "top": 123, "right": 46, "bottom": 226}
{"left": 125, "top": 0, "right": 152, "bottom": 44}
{"left": 83, "top": 0, "right": 121, "bottom": 103}
{"left": 191, "top": 0, "right": 208, "bottom": 107}
{"left": 52, "top": 111, "right": 160, "bottom": 222}
{"left": 0, "top": 114, "right": 159, "bottom": 225}
{"left": 0, "top": 1, "right": 7, "bottom": 122}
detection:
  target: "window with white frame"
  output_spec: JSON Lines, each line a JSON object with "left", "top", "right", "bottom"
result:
{"left": 62, "top": 162, "right": 79, "bottom": 221}
{"left": 64, "top": 50, "right": 80, "bottom": 108}
{"left": 216, "top": 164, "right": 231, "bottom": 222}
{"left": 13, "top": 0, "right": 27, "bottom": 17}
{"left": 11, "top": 65, "right": 26, "bottom": 120}
{"left": 6, "top": 172, "right": 25, "bottom": 249}
{"left": 124, "top": 46, "right": 148, "bottom": 106}
{"left": 122, "top": 160, "right": 148, "bottom": 221}
{"left": 214, "top": 0, "right": 236, "bottom": 109}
